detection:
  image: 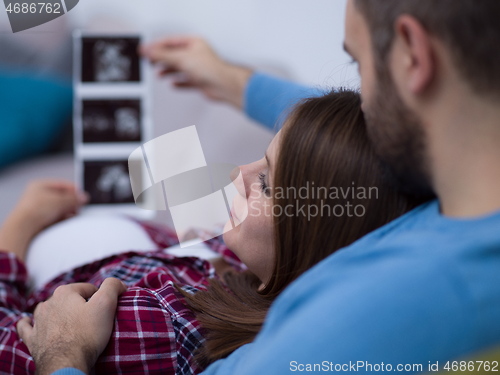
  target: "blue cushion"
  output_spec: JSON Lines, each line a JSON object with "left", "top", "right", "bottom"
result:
{"left": 0, "top": 69, "right": 72, "bottom": 169}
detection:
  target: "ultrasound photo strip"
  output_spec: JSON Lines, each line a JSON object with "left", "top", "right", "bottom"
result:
{"left": 73, "top": 32, "right": 152, "bottom": 212}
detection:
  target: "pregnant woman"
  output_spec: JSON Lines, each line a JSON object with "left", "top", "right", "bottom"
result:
{"left": 0, "top": 90, "right": 427, "bottom": 374}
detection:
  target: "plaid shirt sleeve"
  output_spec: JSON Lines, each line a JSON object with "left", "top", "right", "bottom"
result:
{"left": 1, "top": 251, "right": 211, "bottom": 375}
{"left": 0, "top": 252, "right": 28, "bottom": 311}
{"left": 0, "top": 221, "right": 244, "bottom": 375}
{"left": 0, "top": 251, "right": 35, "bottom": 374}
{"left": 95, "top": 272, "right": 207, "bottom": 375}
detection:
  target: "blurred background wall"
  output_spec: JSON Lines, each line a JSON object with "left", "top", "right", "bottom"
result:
{"left": 0, "top": 0, "right": 359, "bottom": 221}
{"left": 69, "top": 0, "right": 358, "bottom": 86}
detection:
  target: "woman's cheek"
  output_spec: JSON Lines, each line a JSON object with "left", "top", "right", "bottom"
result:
{"left": 249, "top": 198, "right": 262, "bottom": 218}
{"left": 227, "top": 195, "right": 246, "bottom": 227}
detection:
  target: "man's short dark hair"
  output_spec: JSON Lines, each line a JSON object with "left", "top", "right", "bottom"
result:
{"left": 354, "top": 0, "right": 500, "bottom": 97}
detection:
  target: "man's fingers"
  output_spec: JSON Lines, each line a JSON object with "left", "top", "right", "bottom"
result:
{"left": 88, "top": 279, "right": 126, "bottom": 323}
{"left": 173, "top": 81, "right": 198, "bottom": 89}
{"left": 141, "top": 37, "right": 192, "bottom": 55}
{"left": 149, "top": 49, "right": 185, "bottom": 66}
{"left": 157, "top": 37, "right": 192, "bottom": 48}
{"left": 88, "top": 278, "right": 127, "bottom": 308}
{"left": 59, "top": 283, "right": 99, "bottom": 301}
{"left": 16, "top": 317, "right": 34, "bottom": 347}
{"left": 158, "top": 66, "right": 181, "bottom": 76}
{"left": 99, "top": 277, "right": 127, "bottom": 296}
{"left": 53, "top": 280, "right": 123, "bottom": 306}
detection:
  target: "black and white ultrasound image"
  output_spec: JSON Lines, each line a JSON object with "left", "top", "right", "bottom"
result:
{"left": 82, "top": 99, "right": 142, "bottom": 143}
{"left": 84, "top": 160, "right": 135, "bottom": 204}
{"left": 81, "top": 37, "right": 141, "bottom": 83}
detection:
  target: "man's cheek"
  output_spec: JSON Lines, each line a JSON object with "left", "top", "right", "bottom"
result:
{"left": 360, "top": 80, "right": 373, "bottom": 108}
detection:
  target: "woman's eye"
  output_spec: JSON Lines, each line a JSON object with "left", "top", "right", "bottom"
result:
{"left": 258, "top": 173, "right": 271, "bottom": 196}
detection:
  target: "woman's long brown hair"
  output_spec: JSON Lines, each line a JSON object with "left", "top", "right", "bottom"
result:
{"left": 181, "top": 89, "right": 429, "bottom": 367}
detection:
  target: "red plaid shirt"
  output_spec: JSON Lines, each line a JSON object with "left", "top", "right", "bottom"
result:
{"left": 0, "top": 222, "right": 244, "bottom": 375}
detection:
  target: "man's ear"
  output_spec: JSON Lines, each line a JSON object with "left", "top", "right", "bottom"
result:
{"left": 393, "top": 15, "right": 435, "bottom": 94}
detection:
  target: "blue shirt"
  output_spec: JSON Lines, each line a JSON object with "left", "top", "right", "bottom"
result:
{"left": 244, "top": 72, "right": 324, "bottom": 130}
{"left": 53, "top": 74, "right": 500, "bottom": 375}
{"left": 202, "top": 200, "right": 500, "bottom": 374}
{"left": 51, "top": 369, "right": 84, "bottom": 375}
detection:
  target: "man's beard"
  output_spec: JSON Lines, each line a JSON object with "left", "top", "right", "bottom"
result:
{"left": 363, "top": 63, "right": 435, "bottom": 198}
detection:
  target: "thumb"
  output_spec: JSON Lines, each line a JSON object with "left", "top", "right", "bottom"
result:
{"left": 16, "top": 317, "right": 34, "bottom": 347}
{"left": 149, "top": 47, "right": 186, "bottom": 66}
